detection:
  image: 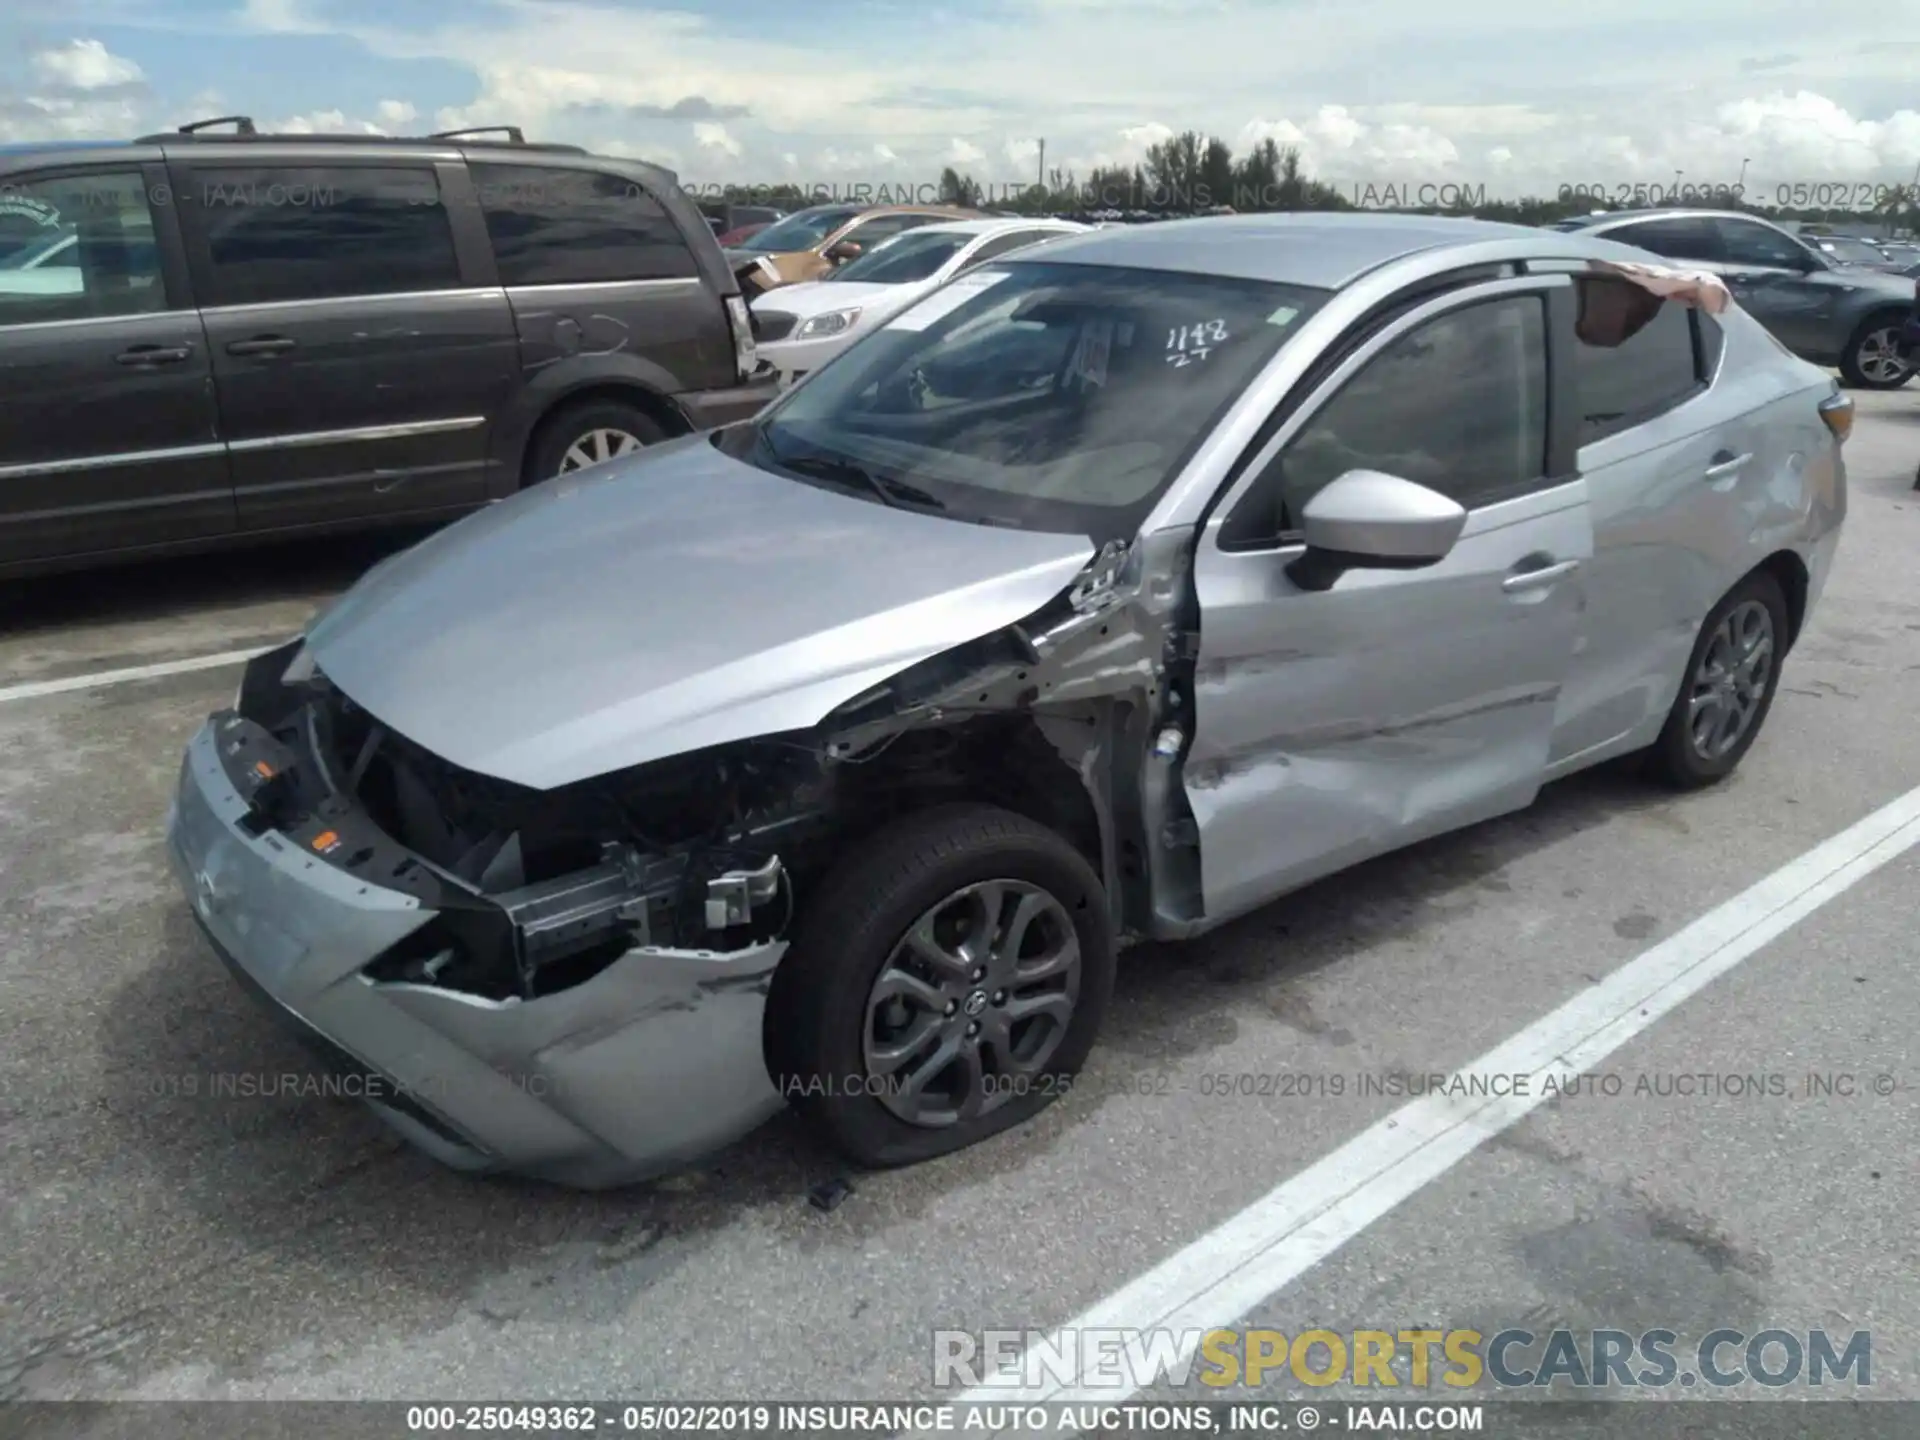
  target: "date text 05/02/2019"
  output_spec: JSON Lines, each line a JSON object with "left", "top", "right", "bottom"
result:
{"left": 1558, "top": 180, "right": 1916, "bottom": 209}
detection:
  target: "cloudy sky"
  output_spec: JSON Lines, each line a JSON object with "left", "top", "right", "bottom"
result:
{"left": 3, "top": 0, "right": 1918, "bottom": 201}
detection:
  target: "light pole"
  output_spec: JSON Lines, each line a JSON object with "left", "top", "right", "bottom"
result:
{"left": 1738, "top": 157, "right": 1750, "bottom": 193}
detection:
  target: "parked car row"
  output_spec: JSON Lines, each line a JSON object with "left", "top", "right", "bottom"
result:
{"left": 749, "top": 217, "right": 1090, "bottom": 383}
{"left": 723, "top": 201, "right": 988, "bottom": 296}
{"left": 0, "top": 118, "right": 778, "bottom": 578}
{"left": 165, "top": 209, "right": 1852, "bottom": 1187}
{"left": 1552, "top": 208, "right": 1919, "bottom": 387}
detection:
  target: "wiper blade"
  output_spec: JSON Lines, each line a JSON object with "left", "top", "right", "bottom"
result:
{"left": 780, "top": 453, "right": 947, "bottom": 512}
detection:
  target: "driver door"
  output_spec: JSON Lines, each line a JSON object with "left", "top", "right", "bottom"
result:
{"left": 1185, "top": 277, "right": 1591, "bottom": 923}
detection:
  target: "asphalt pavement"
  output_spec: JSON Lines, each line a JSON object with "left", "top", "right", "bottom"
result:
{"left": 1, "top": 394, "right": 1916, "bottom": 1409}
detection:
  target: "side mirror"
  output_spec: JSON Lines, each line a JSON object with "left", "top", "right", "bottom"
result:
{"left": 825, "top": 240, "right": 862, "bottom": 264}
{"left": 1286, "top": 469, "right": 1467, "bottom": 592}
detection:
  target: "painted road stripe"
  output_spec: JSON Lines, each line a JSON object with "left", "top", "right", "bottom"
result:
{"left": 922, "top": 779, "right": 1920, "bottom": 1433}
{"left": 0, "top": 646, "right": 270, "bottom": 704}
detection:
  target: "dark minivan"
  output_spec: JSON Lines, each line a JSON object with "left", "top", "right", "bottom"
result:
{"left": 0, "top": 118, "right": 778, "bottom": 578}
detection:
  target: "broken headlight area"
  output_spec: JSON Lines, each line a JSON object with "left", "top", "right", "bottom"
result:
{"left": 229, "top": 645, "right": 835, "bottom": 1002}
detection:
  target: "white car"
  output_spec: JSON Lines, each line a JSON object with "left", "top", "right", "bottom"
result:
{"left": 749, "top": 217, "right": 1089, "bottom": 384}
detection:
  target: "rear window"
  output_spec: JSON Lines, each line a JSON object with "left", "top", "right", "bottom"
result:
{"left": 470, "top": 163, "right": 698, "bottom": 285}
{"left": 1571, "top": 276, "right": 1705, "bottom": 443}
{"left": 827, "top": 231, "right": 970, "bottom": 284}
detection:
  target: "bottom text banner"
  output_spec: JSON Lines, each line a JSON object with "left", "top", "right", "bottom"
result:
{"left": 9, "top": 1400, "right": 1918, "bottom": 1440}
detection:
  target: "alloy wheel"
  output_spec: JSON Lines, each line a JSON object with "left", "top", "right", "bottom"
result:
{"left": 556, "top": 428, "right": 644, "bottom": 474}
{"left": 1856, "top": 326, "right": 1913, "bottom": 386}
{"left": 861, "top": 879, "right": 1081, "bottom": 1128}
{"left": 1687, "top": 599, "right": 1774, "bottom": 761}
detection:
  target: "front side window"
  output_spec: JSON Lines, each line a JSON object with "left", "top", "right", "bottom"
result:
{"left": 1714, "top": 218, "right": 1815, "bottom": 269}
{"left": 187, "top": 165, "right": 461, "bottom": 306}
{"left": 827, "top": 230, "right": 971, "bottom": 284}
{"left": 736, "top": 206, "right": 862, "bottom": 253}
{"left": 731, "top": 261, "right": 1329, "bottom": 541}
{"left": 1570, "top": 277, "right": 1704, "bottom": 443}
{"left": 0, "top": 170, "right": 164, "bottom": 324}
{"left": 1225, "top": 294, "right": 1548, "bottom": 545}
{"left": 470, "top": 163, "right": 696, "bottom": 285}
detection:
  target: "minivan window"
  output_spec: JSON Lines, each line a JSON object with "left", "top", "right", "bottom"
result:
{"left": 737, "top": 207, "right": 862, "bottom": 253}
{"left": 1570, "top": 277, "right": 1702, "bottom": 444}
{"left": 469, "top": 163, "right": 698, "bottom": 285}
{"left": 186, "top": 165, "right": 461, "bottom": 306}
{"left": 1226, "top": 294, "right": 1548, "bottom": 546}
{"left": 0, "top": 170, "right": 165, "bottom": 324}
{"left": 736, "top": 261, "right": 1329, "bottom": 542}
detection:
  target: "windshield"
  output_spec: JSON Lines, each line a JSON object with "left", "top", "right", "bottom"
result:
{"left": 737, "top": 207, "right": 861, "bottom": 253}
{"left": 828, "top": 231, "right": 972, "bottom": 284}
{"left": 1820, "top": 237, "right": 1888, "bottom": 265}
{"left": 730, "top": 260, "right": 1330, "bottom": 542}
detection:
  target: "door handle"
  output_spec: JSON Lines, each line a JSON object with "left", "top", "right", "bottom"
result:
{"left": 1704, "top": 451, "right": 1751, "bottom": 480}
{"left": 115, "top": 344, "right": 192, "bottom": 366}
{"left": 1502, "top": 558, "right": 1580, "bottom": 594}
{"left": 226, "top": 335, "right": 296, "bottom": 356}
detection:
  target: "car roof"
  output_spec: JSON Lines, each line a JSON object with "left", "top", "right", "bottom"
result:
{"left": 1021, "top": 211, "right": 1561, "bottom": 289}
{"left": 908, "top": 217, "right": 1086, "bottom": 238}
{"left": 1560, "top": 207, "right": 1774, "bottom": 229}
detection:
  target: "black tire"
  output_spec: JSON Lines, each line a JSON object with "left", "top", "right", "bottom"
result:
{"left": 765, "top": 804, "right": 1115, "bottom": 1169}
{"left": 1837, "top": 312, "right": 1914, "bottom": 390}
{"left": 1645, "top": 569, "right": 1789, "bottom": 790}
{"left": 523, "top": 400, "right": 668, "bottom": 485}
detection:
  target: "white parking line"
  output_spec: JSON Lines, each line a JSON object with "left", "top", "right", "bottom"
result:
{"left": 927, "top": 779, "right": 1920, "bottom": 1431}
{"left": 0, "top": 647, "right": 270, "bottom": 704}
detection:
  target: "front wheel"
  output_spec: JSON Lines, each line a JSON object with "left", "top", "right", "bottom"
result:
{"left": 1838, "top": 315, "right": 1914, "bottom": 389}
{"left": 1645, "top": 570, "right": 1789, "bottom": 789}
{"left": 766, "top": 804, "right": 1114, "bottom": 1168}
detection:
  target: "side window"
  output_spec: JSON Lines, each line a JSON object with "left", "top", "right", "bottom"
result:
{"left": 1224, "top": 295, "right": 1548, "bottom": 546}
{"left": 0, "top": 170, "right": 165, "bottom": 325}
{"left": 469, "top": 163, "right": 698, "bottom": 286}
{"left": 187, "top": 166, "right": 460, "bottom": 306}
{"left": 964, "top": 230, "right": 1058, "bottom": 267}
{"left": 1695, "top": 311, "right": 1725, "bottom": 377}
{"left": 1607, "top": 218, "right": 1722, "bottom": 263}
{"left": 1714, "top": 218, "right": 1812, "bottom": 269}
{"left": 845, "top": 213, "right": 938, "bottom": 248}
{"left": 1570, "top": 277, "right": 1704, "bottom": 444}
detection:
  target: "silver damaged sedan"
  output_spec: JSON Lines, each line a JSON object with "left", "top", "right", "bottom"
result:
{"left": 166, "top": 214, "right": 1850, "bottom": 1187}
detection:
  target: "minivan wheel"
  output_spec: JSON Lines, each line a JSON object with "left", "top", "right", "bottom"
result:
{"left": 1838, "top": 315, "right": 1914, "bottom": 389}
{"left": 766, "top": 804, "right": 1114, "bottom": 1169}
{"left": 525, "top": 401, "right": 668, "bottom": 484}
{"left": 1645, "top": 570, "right": 1789, "bottom": 790}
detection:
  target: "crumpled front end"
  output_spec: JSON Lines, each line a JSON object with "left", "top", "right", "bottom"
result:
{"left": 165, "top": 640, "right": 792, "bottom": 1188}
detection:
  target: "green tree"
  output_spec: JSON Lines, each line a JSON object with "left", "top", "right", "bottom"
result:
{"left": 1145, "top": 130, "right": 1206, "bottom": 211}
{"left": 937, "top": 166, "right": 983, "bottom": 208}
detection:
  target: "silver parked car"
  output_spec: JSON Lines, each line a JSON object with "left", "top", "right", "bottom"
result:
{"left": 1556, "top": 208, "right": 1919, "bottom": 388}
{"left": 166, "top": 214, "right": 1850, "bottom": 1188}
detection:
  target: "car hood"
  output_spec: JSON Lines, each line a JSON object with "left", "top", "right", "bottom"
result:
{"left": 752, "top": 279, "right": 921, "bottom": 322}
{"left": 304, "top": 436, "right": 1096, "bottom": 790}
{"left": 1828, "top": 264, "right": 1920, "bottom": 296}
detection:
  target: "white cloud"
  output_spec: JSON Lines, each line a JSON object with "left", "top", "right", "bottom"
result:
{"left": 375, "top": 99, "right": 419, "bottom": 127}
{"left": 693, "top": 122, "right": 742, "bottom": 157}
{"left": 873, "top": 142, "right": 898, "bottom": 163}
{"left": 30, "top": 40, "right": 142, "bottom": 91}
{"left": 272, "top": 109, "right": 386, "bottom": 134}
{"left": 945, "top": 138, "right": 987, "bottom": 166}
{"left": 238, "top": 0, "right": 328, "bottom": 34}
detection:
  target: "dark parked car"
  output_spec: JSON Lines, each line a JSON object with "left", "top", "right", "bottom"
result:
{"left": 1556, "top": 208, "right": 1919, "bottom": 388}
{"left": 0, "top": 118, "right": 777, "bottom": 578}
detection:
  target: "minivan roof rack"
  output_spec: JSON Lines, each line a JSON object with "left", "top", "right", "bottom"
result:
{"left": 133, "top": 117, "right": 589, "bottom": 155}
{"left": 428, "top": 126, "right": 525, "bottom": 144}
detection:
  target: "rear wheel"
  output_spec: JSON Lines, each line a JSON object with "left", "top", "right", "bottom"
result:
{"left": 524, "top": 400, "right": 668, "bottom": 484}
{"left": 1645, "top": 570, "right": 1789, "bottom": 789}
{"left": 1838, "top": 314, "right": 1914, "bottom": 389}
{"left": 766, "top": 804, "right": 1114, "bottom": 1169}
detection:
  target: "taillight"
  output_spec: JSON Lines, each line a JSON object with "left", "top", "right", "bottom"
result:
{"left": 1818, "top": 390, "right": 1854, "bottom": 442}
{"left": 724, "top": 294, "right": 756, "bottom": 381}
